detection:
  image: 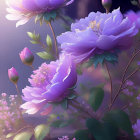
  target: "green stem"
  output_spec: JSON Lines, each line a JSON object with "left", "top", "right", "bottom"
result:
{"left": 48, "top": 21, "right": 59, "bottom": 59}
{"left": 105, "top": 62, "right": 113, "bottom": 106}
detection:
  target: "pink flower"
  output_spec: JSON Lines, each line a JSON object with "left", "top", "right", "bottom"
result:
{"left": 21, "top": 54, "right": 77, "bottom": 115}
{"left": 1, "top": 93, "right": 7, "bottom": 97}
{"left": 8, "top": 67, "right": 19, "bottom": 84}
{"left": 19, "top": 47, "right": 34, "bottom": 66}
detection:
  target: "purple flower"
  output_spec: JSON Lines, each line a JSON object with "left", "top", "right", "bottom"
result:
{"left": 126, "top": 80, "right": 134, "bottom": 86}
{"left": 19, "top": 47, "right": 34, "bottom": 66}
{"left": 8, "top": 67, "right": 19, "bottom": 84}
{"left": 57, "top": 8, "right": 138, "bottom": 63}
{"left": 58, "top": 136, "right": 76, "bottom": 140}
{"left": 133, "top": 119, "right": 140, "bottom": 139}
{"left": 125, "top": 10, "right": 140, "bottom": 30}
{"left": 137, "top": 61, "right": 140, "bottom": 66}
{"left": 6, "top": 0, "right": 74, "bottom": 27}
{"left": 21, "top": 54, "right": 77, "bottom": 115}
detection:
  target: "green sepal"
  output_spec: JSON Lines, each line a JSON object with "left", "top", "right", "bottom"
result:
{"left": 43, "top": 10, "right": 58, "bottom": 22}
{"left": 91, "top": 50, "right": 119, "bottom": 68}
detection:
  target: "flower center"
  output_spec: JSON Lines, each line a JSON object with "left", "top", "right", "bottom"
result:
{"left": 89, "top": 21, "right": 101, "bottom": 36}
{"left": 31, "top": 64, "right": 53, "bottom": 88}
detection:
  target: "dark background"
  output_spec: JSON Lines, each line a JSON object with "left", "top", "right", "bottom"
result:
{"left": 0, "top": 0, "right": 139, "bottom": 95}
{"left": 66, "top": 0, "right": 139, "bottom": 18}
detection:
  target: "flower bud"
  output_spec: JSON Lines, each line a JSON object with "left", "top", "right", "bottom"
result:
{"left": 19, "top": 47, "right": 34, "bottom": 66}
{"left": 1, "top": 93, "right": 7, "bottom": 97}
{"left": 8, "top": 67, "right": 19, "bottom": 84}
{"left": 102, "top": 0, "right": 112, "bottom": 13}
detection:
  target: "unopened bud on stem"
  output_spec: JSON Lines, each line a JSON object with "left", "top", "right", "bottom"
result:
{"left": 102, "top": 0, "right": 112, "bottom": 13}
{"left": 19, "top": 47, "right": 34, "bottom": 67}
{"left": 8, "top": 67, "right": 19, "bottom": 84}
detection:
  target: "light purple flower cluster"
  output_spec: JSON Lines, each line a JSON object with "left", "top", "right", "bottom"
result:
{"left": 133, "top": 119, "right": 140, "bottom": 139}
{"left": 58, "top": 136, "right": 76, "bottom": 140}
{"left": 21, "top": 54, "right": 77, "bottom": 115}
{"left": 0, "top": 93, "right": 22, "bottom": 134}
{"left": 57, "top": 8, "right": 138, "bottom": 63}
{"left": 6, "top": 0, "right": 74, "bottom": 27}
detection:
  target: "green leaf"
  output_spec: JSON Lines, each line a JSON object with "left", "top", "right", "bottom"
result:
{"left": 75, "top": 129, "right": 91, "bottom": 140}
{"left": 6, "top": 133, "right": 15, "bottom": 138}
{"left": 34, "top": 124, "right": 50, "bottom": 140}
{"left": 30, "top": 40, "right": 39, "bottom": 44}
{"left": 13, "top": 132, "right": 32, "bottom": 140}
{"left": 46, "top": 35, "right": 52, "bottom": 50}
{"left": 51, "top": 120, "right": 64, "bottom": 128}
{"left": 86, "top": 118, "right": 117, "bottom": 140}
{"left": 61, "top": 99, "right": 68, "bottom": 110}
{"left": 47, "top": 114, "right": 57, "bottom": 122}
{"left": 88, "top": 87, "right": 104, "bottom": 111}
{"left": 51, "top": 119, "right": 71, "bottom": 128}
{"left": 27, "top": 32, "right": 36, "bottom": 39}
{"left": 86, "top": 118, "right": 103, "bottom": 140}
{"left": 27, "top": 32, "right": 40, "bottom": 42}
{"left": 103, "top": 110, "right": 134, "bottom": 137}
{"left": 36, "top": 51, "right": 53, "bottom": 60}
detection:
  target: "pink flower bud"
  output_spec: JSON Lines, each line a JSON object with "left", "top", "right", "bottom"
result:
{"left": 8, "top": 67, "right": 19, "bottom": 84}
{"left": 102, "top": 0, "right": 112, "bottom": 13}
{"left": 1, "top": 93, "right": 7, "bottom": 97}
{"left": 19, "top": 47, "right": 34, "bottom": 66}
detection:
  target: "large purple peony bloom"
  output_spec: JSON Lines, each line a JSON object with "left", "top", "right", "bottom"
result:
{"left": 21, "top": 54, "right": 77, "bottom": 115}
{"left": 57, "top": 8, "right": 138, "bottom": 63}
{"left": 6, "top": 0, "right": 74, "bottom": 27}
{"left": 133, "top": 119, "right": 140, "bottom": 139}
{"left": 125, "top": 10, "right": 140, "bottom": 30}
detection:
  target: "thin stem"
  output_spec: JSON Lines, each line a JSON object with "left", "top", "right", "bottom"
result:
{"left": 106, "top": 9, "right": 109, "bottom": 14}
{"left": 15, "top": 84, "right": 22, "bottom": 104}
{"left": 70, "top": 102, "right": 88, "bottom": 119}
{"left": 72, "top": 99, "right": 97, "bottom": 119}
{"left": 39, "top": 41, "right": 46, "bottom": 49}
{"left": 14, "top": 125, "right": 33, "bottom": 136}
{"left": 105, "top": 62, "right": 113, "bottom": 106}
{"left": 15, "top": 84, "right": 24, "bottom": 121}
{"left": 48, "top": 22, "right": 59, "bottom": 59}
{"left": 121, "top": 104, "right": 129, "bottom": 111}
{"left": 109, "top": 49, "right": 140, "bottom": 110}
{"left": 124, "top": 67, "right": 140, "bottom": 82}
